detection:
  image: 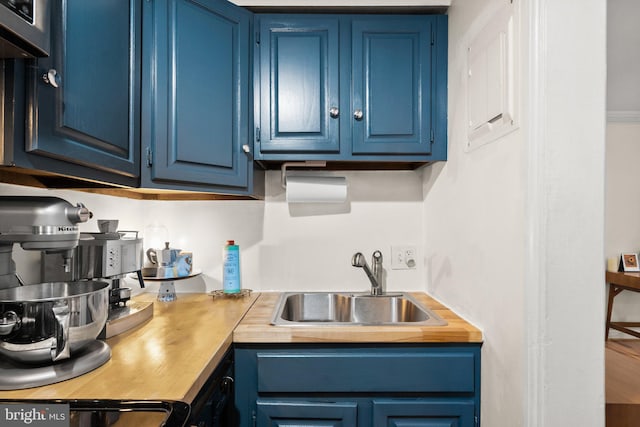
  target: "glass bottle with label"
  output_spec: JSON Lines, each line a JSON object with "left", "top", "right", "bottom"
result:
{"left": 223, "top": 240, "right": 240, "bottom": 293}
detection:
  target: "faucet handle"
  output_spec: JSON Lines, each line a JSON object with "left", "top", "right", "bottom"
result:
{"left": 352, "top": 252, "right": 366, "bottom": 267}
{"left": 371, "top": 250, "right": 384, "bottom": 296}
{"left": 352, "top": 250, "right": 384, "bottom": 296}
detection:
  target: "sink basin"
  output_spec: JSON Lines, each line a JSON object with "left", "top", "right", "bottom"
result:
{"left": 271, "top": 292, "right": 447, "bottom": 326}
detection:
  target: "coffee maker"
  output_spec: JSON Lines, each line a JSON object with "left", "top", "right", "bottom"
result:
{"left": 42, "top": 228, "right": 153, "bottom": 338}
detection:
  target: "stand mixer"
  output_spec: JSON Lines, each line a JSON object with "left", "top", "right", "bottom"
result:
{"left": 0, "top": 196, "right": 116, "bottom": 390}
{"left": 0, "top": 196, "right": 91, "bottom": 289}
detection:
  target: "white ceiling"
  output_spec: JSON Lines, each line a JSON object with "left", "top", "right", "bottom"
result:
{"left": 608, "top": 0, "right": 640, "bottom": 112}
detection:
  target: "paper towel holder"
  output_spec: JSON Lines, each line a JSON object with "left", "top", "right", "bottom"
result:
{"left": 281, "top": 161, "right": 327, "bottom": 189}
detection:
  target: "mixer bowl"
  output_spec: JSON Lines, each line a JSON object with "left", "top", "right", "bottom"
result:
{"left": 0, "top": 281, "right": 109, "bottom": 364}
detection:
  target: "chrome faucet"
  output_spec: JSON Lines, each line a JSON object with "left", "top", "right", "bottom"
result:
{"left": 351, "top": 250, "right": 384, "bottom": 296}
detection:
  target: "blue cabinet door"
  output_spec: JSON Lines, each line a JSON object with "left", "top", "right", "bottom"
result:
{"left": 257, "top": 16, "right": 341, "bottom": 154}
{"left": 257, "top": 400, "right": 358, "bottom": 427}
{"left": 351, "top": 16, "right": 446, "bottom": 157}
{"left": 256, "top": 350, "right": 475, "bottom": 393}
{"left": 142, "top": 0, "right": 253, "bottom": 193}
{"left": 235, "top": 345, "right": 481, "bottom": 427}
{"left": 372, "top": 399, "right": 476, "bottom": 427}
{"left": 23, "top": 0, "right": 141, "bottom": 187}
{"left": 254, "top": 14, "right": 448, "bottom": 162}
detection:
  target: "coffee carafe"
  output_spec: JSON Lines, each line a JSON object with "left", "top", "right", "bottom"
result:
{"left": 147, "top": 242, "right": 181, "bottom": 278}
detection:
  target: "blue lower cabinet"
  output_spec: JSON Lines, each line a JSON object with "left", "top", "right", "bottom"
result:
{"left": 234, "top": 345, "right": 481, "bottom": 427}
{"left": 372, "top": 399, "right": 476, "bottom": 427}
{"left": 257, "top": 400, "right": 358, "bottom": 426}
{"left": 253, "top": 399, "right": 475, "bottom": 427}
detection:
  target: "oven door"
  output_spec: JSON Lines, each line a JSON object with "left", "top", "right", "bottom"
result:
{"left": 0, "top": 400, "right": 190, "bottom": 427}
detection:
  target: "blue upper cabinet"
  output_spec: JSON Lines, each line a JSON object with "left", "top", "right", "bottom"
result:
{"left": 257, "top": 16, "right": 341, "bottom": 154}
{"left": 141, "top": 0, "right": 255, "bottom": 194}
{"left": 20, "top": 0, "right": 141, "bottom": 187}
{"left": 254, "top": 14, "right": 448, "bottom": 163}
{"left": 352, "top": 16, "right": 439, "bottom": 157}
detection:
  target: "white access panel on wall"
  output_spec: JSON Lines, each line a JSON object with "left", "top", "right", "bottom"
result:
{"left": 466, "top": 5, "right": 518, "bottom": 150}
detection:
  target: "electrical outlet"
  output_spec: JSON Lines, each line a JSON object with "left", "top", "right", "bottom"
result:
{"left": 391, "top": 246, "right": 417, "bottom": 270}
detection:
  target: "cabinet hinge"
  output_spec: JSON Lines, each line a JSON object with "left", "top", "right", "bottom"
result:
{"left": 255, "top": 127, "right": 261, "bottom": 143}
{"left": 475, "top": 415, "right": 479, "bottom": 427}
{"left": 255, "top": 31, "right": 260, "bottom": 44}
{"left": 251, "top": 410, "right": 257, "bottom": 427}
{"left": 431, "top": 29, "right": 435, "bottom": 46}
{"left": 146, "top": 147, "right": 153, "bottom": 167}
{"left": 430, "top": 129, "right": 435, "bottom": 144}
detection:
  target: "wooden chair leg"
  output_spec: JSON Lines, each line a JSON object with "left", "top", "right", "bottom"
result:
{"left": 606, "top": 285, "right": 624, "bottom": 340}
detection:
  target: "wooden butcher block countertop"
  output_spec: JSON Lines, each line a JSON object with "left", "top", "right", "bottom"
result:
{"left": 1, "top": 290, "right": 480, "bottom": 403}
{"left": 233, "top": 292, "right": 483, "bottom": 343}
{"left": 0, "top": 292, "right": 259, "bottom": 402}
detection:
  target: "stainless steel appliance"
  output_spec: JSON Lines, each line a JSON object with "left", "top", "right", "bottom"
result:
{"left": 0, "top": 0, "right": 49, "bottom": 57}
{"left": 42, "top": 230, "right": 152, "bottom": 339}
{"left": 0, "top": 281, "right": 110, "bottom": 364}
{"left": 0, "top": 351, "right": 233, "bottom": 426}
{"left": 0, "top": 196, "right": 114, "bottom": 390}
{"left": 0, "top": 196, "right": 91, "bottom": 289}
{"left": 0, "top": 400, "right": 190, "bottom": 427}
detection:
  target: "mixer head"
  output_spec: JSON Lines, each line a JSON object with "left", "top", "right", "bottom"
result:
{"left": 0, "top": 196, "right": 91, "bottom": 250}
{"left": 0, "top": 196, "right": 92, "bottom": 286}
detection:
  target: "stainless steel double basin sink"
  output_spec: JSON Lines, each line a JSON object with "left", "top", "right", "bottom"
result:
{"left": 271, "top": 292, "right": 447, "bottom": 326}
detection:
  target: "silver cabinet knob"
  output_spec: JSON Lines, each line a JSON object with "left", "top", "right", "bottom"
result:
{"left": 353, "top": 109, "right": 363, "bottom": 121}
{"left": 42, "top": 69, "right": 60, "bottom": 88}
{"left": 242, "top": 144, "right": 250, "bottom": 153}
{"left": 329, "top": 107, "right": 339, "bottom": 119}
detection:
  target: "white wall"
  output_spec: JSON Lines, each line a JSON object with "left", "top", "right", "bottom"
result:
{"left": 1, "top": 170, "right": 426, "bottom": 296}
{"left": 607, "top": 0, "right": 640, "bottom": 113}
{"left": 423, "top": 0, "right": 606, "bottom": 426}
{"left": 605, "top": 122, "right": 640, "bottom": 333}
{"left": 606, "top": 123, "right": 640, "bottom": 253}
{"left": 524, "top": 0, "right": 605, "bottom": 424}
{"left": 421, "top": 1, "right": 525, "bottom": 425}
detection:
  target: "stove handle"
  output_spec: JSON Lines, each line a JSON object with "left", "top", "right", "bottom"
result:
{"left": 209, "top": 375, "right": 234, "bottom": 426}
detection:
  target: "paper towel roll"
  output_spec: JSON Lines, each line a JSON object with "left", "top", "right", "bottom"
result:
{"left": 286, "top": 176, "right": 348, "bottom": 203}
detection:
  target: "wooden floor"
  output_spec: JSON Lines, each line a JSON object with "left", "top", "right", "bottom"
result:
{"left": 606, "top": 340, "right": 640, "bottom": 427}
